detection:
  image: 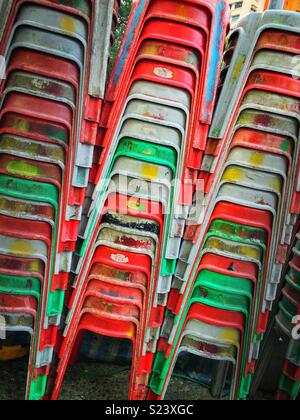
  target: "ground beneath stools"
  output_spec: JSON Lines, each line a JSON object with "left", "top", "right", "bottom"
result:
{"left": 0, "top": 358, "right": 27, "bottom": 400}
{"left": 0, "top": 359, "right": 272, "bottom": 400}
{"left": 59, "top": 363, "right": 220, "bottom": 401}
{"left": 59, "top": 363, "right": 130, "bottom": 400}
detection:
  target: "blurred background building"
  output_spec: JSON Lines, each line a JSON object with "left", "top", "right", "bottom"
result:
{"left": 229, "top": 0, "right": 265, "bottom": 27}
{"left": 229, "top": 0, "right": 299, "bottom": 29}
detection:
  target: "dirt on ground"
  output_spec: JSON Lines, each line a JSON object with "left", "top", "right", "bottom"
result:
{"left": 0, "top": 358, "right": 229, "bottom": 400}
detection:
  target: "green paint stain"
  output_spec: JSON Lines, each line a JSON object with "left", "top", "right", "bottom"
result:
{"left": 7, "top": 160, "right": 39, "bottom": 177}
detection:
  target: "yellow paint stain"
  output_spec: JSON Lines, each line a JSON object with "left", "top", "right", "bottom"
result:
{"left": 7, "top": 160, "right": 39, "bottom": 177}
{"left": 272, "top": 177, "right": 282, "bottom": 193}
{"left": 233, "top": 57, "right": 244, "bottom": 81}
{"left": 14, "top": 118, "right": 29, "bottom": 133}
{"left": 237, "top": 113, "right": 251, "bottom": 125}
{"left": 239, "top": 245, "right": 260, "bottom": 260}
{"left": 60, "top": 16, "right": 77, "bottom": 34}
{"left": 127, "top": 324, "right": 136, "bottom": 339}
{"left": 10, "top": 239, "right": 36, "bottom": 256}
{"left": 140, "top": 163, "right": 159, "bottom": 180}
{"left": 219, "top": 347, "right": 236, "bottom": 358}
{"left": 207, "top": 238, "right": 222, "bottom": 249}
{"left": 221, "top": 328, "right": 240, "bottom": 346}
{"left": 142, "top": 44, "right": 159, "bottom": 56}
{"left": 249, "top": 151, "right": 265, "bottom": 167}
{"left": 206, "top": 237, "right": 259, "bottom": 261}
{"left": 222, "top": 167, "right": 244, "bottom": 182}
{"left": 29, "top": 260, "right": 41, "bottom": 272}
